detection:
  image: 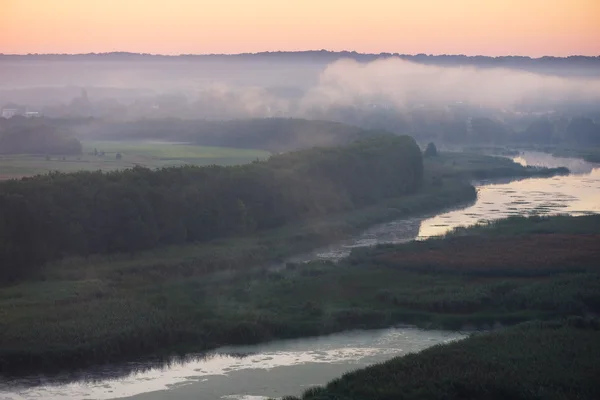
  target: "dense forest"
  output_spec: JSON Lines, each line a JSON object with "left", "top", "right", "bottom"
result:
{"left": 0, "top": 134, "right": 423, "bottom": 282}
{"left": 86, "top": 118, "right": 371, "bottom": 152}
{"left": 78, "top": 115, "right": 600, "bottom": 150}
{"left": 0, "top": 116, "right": 82, "bottom": 155}
{"left": 5, "top": 113, "right": 598, "bottom": 156}
{"left": 318, "top": 108, "right": 600, "bottom": 147}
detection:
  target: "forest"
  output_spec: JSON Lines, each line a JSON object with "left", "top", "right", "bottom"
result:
{"left": 85, "top": 118, "right": 372, "bottom": 152}
{"left": 0, "top": 134, "right": 423, "bottom": 282}
{"left": 77, "top": 115, "right": 600, "bottom": 150}
{"left": 0, "top": 117, "right": 82, "bottom": 155}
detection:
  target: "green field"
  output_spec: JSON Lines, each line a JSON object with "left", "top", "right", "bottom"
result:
{"left": 0, "top": 141, "right": 270, "bottom": 180}
{"left": 0, "top": 152, "right": 575, "bottom": 374}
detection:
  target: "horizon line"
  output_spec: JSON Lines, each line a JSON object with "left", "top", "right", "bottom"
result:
{"left": 1, "top": 50, "right": 599, "bottom": 59}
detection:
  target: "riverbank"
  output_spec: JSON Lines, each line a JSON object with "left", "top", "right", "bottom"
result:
{"left": 0, "top": 153, "right": 571, "bottom": 374}
{"left": 465, "top": 144, "right": 600, "bottom": 164}
{"left": 282, "top": 318, "right": 600, "bottom": 400}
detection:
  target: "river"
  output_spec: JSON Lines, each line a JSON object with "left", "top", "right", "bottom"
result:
{"left": 1, "top": 151, "right": 599, "bottom": 400}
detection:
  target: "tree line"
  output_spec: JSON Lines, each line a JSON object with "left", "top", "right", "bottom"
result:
{"left": 0, "top": 117, "right": 82, "bottom": 155}
{"left": 86, "top": 118, "right": 371, "bottom": 152}
{"left": 0, "top": 134, "right": 423, "bottom": 282}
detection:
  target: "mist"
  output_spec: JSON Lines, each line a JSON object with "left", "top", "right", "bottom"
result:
{"left": 303, "top": 58, "right": 600, "bottom": 112}
{"left": 1, "top": 53, "right": 600, "bottom": 124}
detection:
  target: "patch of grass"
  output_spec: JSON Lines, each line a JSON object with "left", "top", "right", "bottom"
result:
{"left": 81, "top": 140, "right": 270, "bottom": 160}
{"left": 445, "top": 213, "right": 600, "bottom": 237}
{"left": 2, "top": 213, "right": 598, "bottom": 375}
{"left": 0, "top": 141, "right": 270, "bottom": 180}
{"left": 285, "top": 319, "right": 600, "bottom": 400}
{"left": 0, "top": 153, "right": 576, "bottom": 374}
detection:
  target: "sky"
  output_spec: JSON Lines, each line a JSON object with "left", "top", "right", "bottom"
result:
{"left": 1, "top": 0, "right": 599, "bottom": 56}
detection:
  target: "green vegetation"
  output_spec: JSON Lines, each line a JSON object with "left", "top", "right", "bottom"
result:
{"left": 0, "top": 181, "right": 475, "bottom": 374}
{"left": 0, "top": 117, "right": 372, "bottom": 180}
{"left": 2, "top": 207, "right": 596, "bottom": 374}
{"left": 82, "top": 140, "right": 270, "bottom": 162}
{"left": 272, "top": 215, "right": 600, "bottom": 399}
{"left": 0, "top": 134, "right": 423, "bottom": 282}
{"left": 423, "top": 142, "right": 438, "bottom": 157}
{"left": 0, "top": 119, "right": 82, "bottom": 157}
{"left": 0, "top": 144, "right": 576, "bottom": 374}
{"left": 502, "top": 143, "right": 600, "bottom": 164}
{"left": 283, "top": 319, "right": 600, "bottom": 400}
{"left": 423, "top": 151, "right": 568, "bottom": 182}
{"left": 550, "top": 146, "right": 600, "bottom": 163}
{"left": 91, "top": 118, "right": 371, "bottom": 152}
{"left": 0, "top": 144, "right": 268, "bottom": 181}
{"left": 462, "top": 145, "right": 521, "bottom": 157}
{"left": 0, "top": 124, "right": 273, "bottom": 180}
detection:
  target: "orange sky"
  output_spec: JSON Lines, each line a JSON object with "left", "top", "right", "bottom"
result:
{"left": 1, "top": 0, "right": 599, "bottom": 56}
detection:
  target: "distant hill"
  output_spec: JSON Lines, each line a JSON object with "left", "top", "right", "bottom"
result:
{"left": 1, "top": 51, "right": 599, "bottom": 77}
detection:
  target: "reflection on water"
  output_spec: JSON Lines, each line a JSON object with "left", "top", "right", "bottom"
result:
{"left": 418, "top": 170, "right": 600, "bottom": 238}
{"left": 1, "top": 152, "right": 598, "bottom": 400}
{"left": 512, "top": 152, "right": 596, "bottom": 175}
{"left": 0, "top": 328, "right": 463, "bottom": 400}
{"left": 296, "top": 152, "right": 600, "bottom": 261}
{"left": 288, "top": 216, "right": 424, "bottom": 262}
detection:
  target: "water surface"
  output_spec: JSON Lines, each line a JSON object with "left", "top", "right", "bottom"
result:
{"left": 1, "top": 151, "right": 598, "bottom": 400}
{"left": 0, "top": 328, "right": 463, "bottom": 400}
{"left": 295, "top": 151, "right": 600, "bottom": 261}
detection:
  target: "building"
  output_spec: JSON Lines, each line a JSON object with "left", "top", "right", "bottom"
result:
{"left": 1, "top": 109, "right": 18, "bottom": 119}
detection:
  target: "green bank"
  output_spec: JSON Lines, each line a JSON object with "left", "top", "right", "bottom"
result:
{"left": 0, "top": 138, "right": 569, "bottom": 374}
{"left": 282, "top": 318, "right": 600, "bottom": 400}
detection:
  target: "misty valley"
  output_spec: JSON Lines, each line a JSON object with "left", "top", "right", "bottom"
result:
{"left": 1, "top": 52, "right": 600, "bottom": 400}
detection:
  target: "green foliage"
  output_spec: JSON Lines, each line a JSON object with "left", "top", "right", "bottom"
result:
{"left": 423, "top": 142, "right": 438, "bottom": 157}
{"left": 423, "top": 151, "right": 568, "bottom": 182}
{"left": 291, "top": 319, "right": 600, "bottom": 400}
{"left": 0, "top": 142, "right": 271, "bottom": 180}
{"left": 95, "top": 118, "right": 373, "bottom": 153}
{"left": 0, "top": 119, "right": 82, "bottom": 155}
{"left": 549, "top": 146, "right": 600, "bottom": 163}
{"left": 0, "top": 213, "right": 598, "bottom": 374}
{"left": 0, "top": 135, "right": 424, "bottom": 283}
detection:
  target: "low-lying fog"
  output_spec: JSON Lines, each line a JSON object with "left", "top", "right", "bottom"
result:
{"left": 2, "top": 54, "right": 600, "bottom": 121}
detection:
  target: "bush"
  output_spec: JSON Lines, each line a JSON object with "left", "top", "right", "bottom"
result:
{"left": 424, "top": 142, "right": 438, "bottom": 157}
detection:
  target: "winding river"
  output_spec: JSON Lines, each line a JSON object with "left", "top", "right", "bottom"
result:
{"left": 1, "top": 152, "right": 599, "bottom": 400}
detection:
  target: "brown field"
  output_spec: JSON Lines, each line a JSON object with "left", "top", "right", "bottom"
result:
{"left": 378, "top": 234, "right": 600, "bottom": 273}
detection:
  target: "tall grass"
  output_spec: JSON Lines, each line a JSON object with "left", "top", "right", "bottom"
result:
{"left": 0, "top": 154, "right": 579, "bottom": 374}
{"left": 285, "top": 318, "right": 600, "bottom": 400}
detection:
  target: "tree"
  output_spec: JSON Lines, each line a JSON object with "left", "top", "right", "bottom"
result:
{"left": 424, "top": 142, "right": 438, "bottom": 157}
{"left": 0, "top": 134, "right": 424, "bottom": 283}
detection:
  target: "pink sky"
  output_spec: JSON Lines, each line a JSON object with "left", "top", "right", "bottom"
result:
{"left": 1, "top": 0, "right": 599, "bottom": 56}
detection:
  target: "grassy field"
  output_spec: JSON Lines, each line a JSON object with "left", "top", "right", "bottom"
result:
{"left": 283, "top": 318, "right": 600, "bottom": 400}
{"left": 0, "top": 153, "right": 577, "bottom": 374}
{"left": 2, "top": 211, "right": 598, "bottom": 375}
{"left": 0, "top": 140, "right": 270, "bottom": 180}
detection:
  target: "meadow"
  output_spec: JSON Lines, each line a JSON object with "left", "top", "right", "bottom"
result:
{"left": 0, "top": 140, "right": 270, "bottom": 180}
{"left": 2, "top": 210, "right": 597, "bottom": 375}
{"left": 0, "top": 152, "right": 576, "bottom": 374}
